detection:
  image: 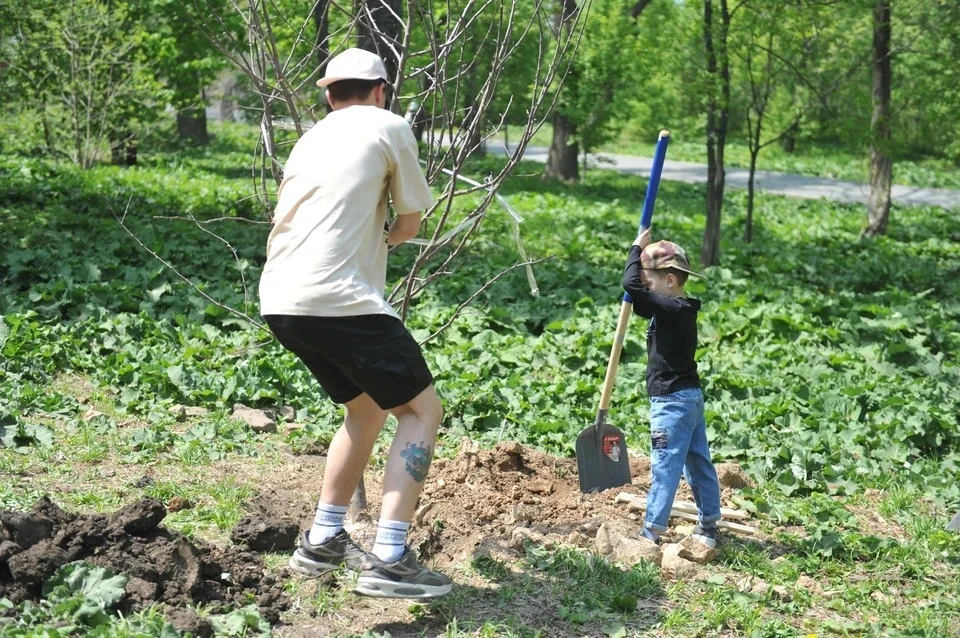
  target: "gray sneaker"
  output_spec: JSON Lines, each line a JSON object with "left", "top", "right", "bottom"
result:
{"left": 288, "top": 530, "right": 366, "bottom": 576}
{"left": 691, "top": 524, "right": 719, "bottom": 550}
{"left": 354, "top": 547, "right": 452, "bottom": 599}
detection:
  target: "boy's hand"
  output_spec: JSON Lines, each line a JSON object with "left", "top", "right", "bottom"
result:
{"left": 633, "top": 228, "right": 652, "bottom": 249}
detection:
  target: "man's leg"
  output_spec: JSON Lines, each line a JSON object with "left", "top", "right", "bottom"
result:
{"left": 356, "top": 384, "right": 451, "bottom": 598}
{"left": 290, "top": 394, "right": 386, "bottom": 576}
{"left": 318, "top": 393, "right": 388, "bottom": 507}
{"left": 380, "top": 384, "right": 443, "bottom": 522}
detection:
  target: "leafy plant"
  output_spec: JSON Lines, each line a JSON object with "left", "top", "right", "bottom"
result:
{"left": 209, "top": 605, "right": 271, "bottom": 637}
{"left": 0, "top": 413, "right": 54, "bottom": 452}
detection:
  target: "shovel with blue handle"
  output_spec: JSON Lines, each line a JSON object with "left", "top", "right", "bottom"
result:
{"left": 576, "top": 130, "right": 671, "bottom": 493}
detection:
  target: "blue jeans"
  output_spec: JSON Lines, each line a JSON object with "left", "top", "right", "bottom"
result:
{"left": 645, "top": 387, "right": 722, "bottom": 533}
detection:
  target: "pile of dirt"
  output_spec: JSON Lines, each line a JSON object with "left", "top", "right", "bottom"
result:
{"left": 392, "top": 440, "right": 752, "bottom": 568}
{"left": 0, "top": 497, "right": 289, "bottom": 626}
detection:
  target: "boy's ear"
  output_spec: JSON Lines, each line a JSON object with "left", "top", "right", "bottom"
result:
{"left": 665, "top": 272, "right": 677, "bottom": 288}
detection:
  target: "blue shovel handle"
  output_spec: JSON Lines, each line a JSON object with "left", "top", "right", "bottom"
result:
{"left": 623, "top": 130, "right": 670, "bottom": 303}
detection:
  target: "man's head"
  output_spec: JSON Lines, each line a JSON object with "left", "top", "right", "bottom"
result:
{"left": 317, "top": 48, "right": 389, "bottom": 109}
{"left": 639, "top": 240, "right": 704, "bottom": 296}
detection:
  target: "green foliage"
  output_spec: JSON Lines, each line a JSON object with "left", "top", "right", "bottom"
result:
{"left": 0, "top": 418, "right": 54, "bottom": 453}
{"left": 626, "top": 0, "right": 960, "bottom": 165}
{"left": 3, "top": 135, "right": 959, "bottom": 507}
{"left": 555, "top": 0, "right": 644, "bottom": 154}
{"left": 40, "top": 563, "right": 129, "bottom": 628}
{"left": 0, "top": 562, "right": 151, "bottom": 635}
{"left": 0, "top": 0, "right": 168, "bottom": 166}
{"left": 209, "top": 606, "right": 272, "bottom": 637}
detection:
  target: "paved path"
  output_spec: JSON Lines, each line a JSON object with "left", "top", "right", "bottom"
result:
{"left": 504, "top": 145, "right": 960, "bottom": 210}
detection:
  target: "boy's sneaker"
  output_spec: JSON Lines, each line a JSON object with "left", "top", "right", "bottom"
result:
{"left": 355, "top": 547, "right": 452, "bottom": 599}
{"left": 639, "top": 527, "right": 662, "bottom": 545}
{"left": 288, "top": 530, "right": 366, "bottom": 576}
{"left": 690, "top": 524, "right": 718, "bottom": 550}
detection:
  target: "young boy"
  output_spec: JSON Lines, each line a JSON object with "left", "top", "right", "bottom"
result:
{"left": 622, "top": 229, "right": 722, "bottom": 548}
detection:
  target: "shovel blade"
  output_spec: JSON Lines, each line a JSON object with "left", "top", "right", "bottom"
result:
{"left": 575, "top": 422, "right": 631, "bottom": 493}
{"left": 948, "top": 511, "right": 960, "bottom": 531}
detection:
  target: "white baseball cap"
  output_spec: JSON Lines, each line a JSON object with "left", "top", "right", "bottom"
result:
{"left": 316, "top": 48, "right": 388, "bottom": 88}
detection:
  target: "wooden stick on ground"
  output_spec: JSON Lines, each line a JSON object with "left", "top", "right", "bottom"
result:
{"left": 614, "top": 492, "right": 758, "bottom": 535}
{"left": 614, "top": 492, "right": 750, "bottom": 520}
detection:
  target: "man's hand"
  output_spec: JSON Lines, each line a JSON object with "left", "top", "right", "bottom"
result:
{"left": 387, "top": 213, "right": 421, "bottom": 245}
{"left": 633, "top": 228, "right": 652, "bottom": 249}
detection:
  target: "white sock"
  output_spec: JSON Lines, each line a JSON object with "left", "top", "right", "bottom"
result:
{"left": 371, "top": 518, "right": 409, "bottom": 563}
{"left": 307, "top": 501, "right": 348, "bottom": 545}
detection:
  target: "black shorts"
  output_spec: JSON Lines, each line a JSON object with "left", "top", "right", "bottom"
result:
{"left": 264, "top": 314, "right": 434, "bottom": 410}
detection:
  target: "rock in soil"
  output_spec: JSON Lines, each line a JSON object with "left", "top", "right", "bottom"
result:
{"left": 166, "top": 497, "right": 193, "bottom": 513}
{"left": 795, "top": 574, "right": 824, "bottom": 595}
{"left": 715, "top": 462, "right": 752, "bottom": 489}
{"left": 230, "top": 516, "right": 299, "bottom": 551}
{"left": 678, "top": 535, "right": 717, "bottom": 564}
{"left": 232, "top": 404, "right": 277, "bottom": 433}
{"left": 660, "top": 543, "right": 699, "bottom": 580}
{"left": 110, "top": 499, "right": 166, "bottom": 535}
{"left": 167, "top": 608, "right": 213, "bottom": 638}
{"left": 613, "top": 535, "right": 662, "bottom": 567}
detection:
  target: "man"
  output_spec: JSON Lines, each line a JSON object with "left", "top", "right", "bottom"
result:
{"left": 259, "top": 48, "right": 450, "bottom": 599}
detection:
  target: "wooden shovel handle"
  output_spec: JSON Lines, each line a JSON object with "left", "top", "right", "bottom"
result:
{"left": 598, "top": 301, "right": 635, "bottom": 412}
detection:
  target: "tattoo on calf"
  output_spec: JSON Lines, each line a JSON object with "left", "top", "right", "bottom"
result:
{"left": 400, "top": 441, "right": 433, "bottom": 482}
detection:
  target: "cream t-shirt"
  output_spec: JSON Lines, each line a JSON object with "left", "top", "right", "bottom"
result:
{"left": 259, "top": 105, "right": 435, "bottom": 318}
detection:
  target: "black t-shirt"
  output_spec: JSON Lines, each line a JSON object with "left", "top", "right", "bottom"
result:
{"left": 622, "top": 245, "right": 702, "bottom": 397}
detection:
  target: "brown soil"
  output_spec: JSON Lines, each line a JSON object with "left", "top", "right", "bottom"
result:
{"left": 0, "top": 440, "right": 756, "bottom": 635}
{"left": 0, "top": 497, "right": 290, "bottom": 626}
{"left": 325, "top": 440, "right": 749, "bottom": 569}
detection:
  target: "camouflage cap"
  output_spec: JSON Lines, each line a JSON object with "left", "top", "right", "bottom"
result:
{"left": 640, "top": 240, "right": 706, "bottom": 279}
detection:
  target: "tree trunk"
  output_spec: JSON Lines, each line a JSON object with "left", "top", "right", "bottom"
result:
{"left": 41, "top": 111, "right": 54, "bottom": 155}
{"left": 176, "top": 106, "right": 209, "bottom": 145}
{"left": 313, "top": 0, "right": 330, "bottom": 74}
{"left": 746, "top": 149, "right": 758, "bottom": 243}
{"left": 781, "top": 120, "right": 799, "bottom": 153}
{"left": 355, "top": 0, "right": 402, "bottom": 109}
{"left": 744, "top": 33, "right": 774, "bottom": 244}
{"left": 545, "top": 112, "right": 579, "bottom": 182}
{"left": 864, "top": 0, "right": 892, "bottom": 238}
{"left": 406, "top": 75, "right": 433, "bottom": 142}
{"left": 110, "top": 130, "right": 137, "bottom": 166}
{"left": 701, "top": 0, "right": 730, "bottom": 266}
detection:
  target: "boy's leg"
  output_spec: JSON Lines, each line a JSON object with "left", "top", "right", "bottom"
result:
{"left": 682, "top": 392, "right": 722, "bottom": 528}
{"left": 645, "top": 397, "right": 698, "bottom": 537}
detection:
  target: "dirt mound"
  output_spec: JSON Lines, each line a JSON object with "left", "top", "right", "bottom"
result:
{"left": 0, "top": 497, "right": 289, "bottom": 624}
{"left": 395, "top": 440, "right": 745, "bottom": 567}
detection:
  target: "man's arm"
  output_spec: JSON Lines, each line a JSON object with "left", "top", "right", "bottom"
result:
{"left": 387, "top": 212, "right": 421, "bottom": 245}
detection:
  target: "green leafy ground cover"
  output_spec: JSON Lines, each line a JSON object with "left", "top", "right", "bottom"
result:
{"left": 2, "top": 122, "right": 959, "bottom": 635}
